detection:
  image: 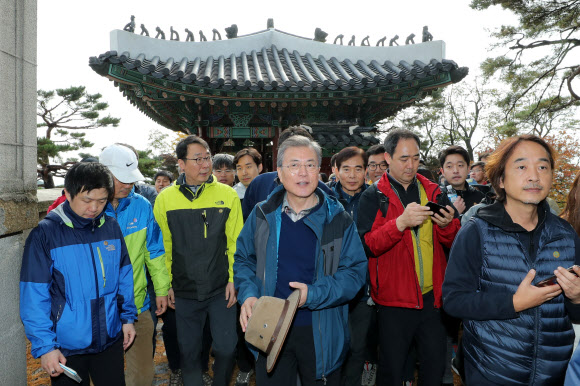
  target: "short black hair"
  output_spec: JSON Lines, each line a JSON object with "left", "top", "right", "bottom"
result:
{"left": 319, "top": 172, "right": 329, "bottom": 183}
{"left": 470, "top": 161, "right": 486, "bottom": 170}
{"left": 176, "top": 135, "right": 210, "bottom": 160}
{"left": 330, "top": 153, "right": 338, "bottom": 168}
{"left": 278, "top": 126, "right": 313, "bottom": 147}
{"left": 212, "top": 153, "right": 234, "bottom": 170}
{"left": 335, "top": 147, "right": 368, "bottom": 169}
{"left": 383, "top": 129, "right": 421, "bottom": 156}
{"left": 438, "top": 145, "right": 470, "bottom": 167}
{"left": 366, "top": 144, "right": 385, "bottom": 157}
{"left": 64, "top": 162, "right": 114, "bottom": 201}
{"left": 234, "top": 148, "right": 262, "bottom": 167}
{"left": 154, "top": 170, "right": 174, "bottom": 183}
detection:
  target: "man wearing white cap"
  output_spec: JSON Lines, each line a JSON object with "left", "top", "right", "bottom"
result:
{"left": 100, "top": 144, "right": 170, "bottom": 386}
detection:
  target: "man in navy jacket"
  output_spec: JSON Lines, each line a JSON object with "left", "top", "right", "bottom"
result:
{"left": 443, "top": 135, "right": 580, "bottom": 385}
{"left": 234, "top": 135, "right": 367, "bottom": 385}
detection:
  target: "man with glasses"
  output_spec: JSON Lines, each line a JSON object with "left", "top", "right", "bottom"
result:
{"left": 234, "top": 135, "right": 367, "bottom": 386}
{"left": 213, "top": 153, "right": 236, "bottom": 187}
{"left": 366, "top": 145, "right": 388, "bottom": 184}
{"left": 154, "top": 136, "right": 243, "bottom": 386}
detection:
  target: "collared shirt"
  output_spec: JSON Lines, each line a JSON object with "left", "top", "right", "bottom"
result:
{"left": 282, "top": 193, "right": 320, "bottom": 222}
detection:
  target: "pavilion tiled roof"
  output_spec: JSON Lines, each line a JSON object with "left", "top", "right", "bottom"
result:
{"left": 91, "top": 48, "right": 460, "bottom": 93}
{"left": 90, "top": 28, "right": 467, "bottom": 94}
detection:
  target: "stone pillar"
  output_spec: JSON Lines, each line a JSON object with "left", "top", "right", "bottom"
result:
{"left": 0, "top": 0, "right": 38, "bottom": 384}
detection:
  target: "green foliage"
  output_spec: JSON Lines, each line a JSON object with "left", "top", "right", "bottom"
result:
{"left": 37, "top": 86, "right": 120, "bottom": 188}
{"left": 471, "top": 0, "right": 580, "bottom": 114}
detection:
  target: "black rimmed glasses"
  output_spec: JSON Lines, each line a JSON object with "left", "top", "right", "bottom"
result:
{"left": 183, "top": 156, "right": 212, "bottom": 165}
{"left": 368, "top": 162, "right": 388, "bottom": 171}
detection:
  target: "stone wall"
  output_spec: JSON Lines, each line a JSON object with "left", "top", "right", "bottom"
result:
{"left": 0, "top": 0, "right": 37, "bottom": 384}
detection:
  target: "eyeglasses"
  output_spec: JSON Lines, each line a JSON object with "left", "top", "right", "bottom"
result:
{"left": 214, "top": 169, "right": 234, "bottom": 175}
{"left": 368, "top": 163, "right": 388, "bottom": 171}
{"left": 281, "top": 162, "right": 320, "bottom": 174}
{"left": 183, "top": 156, "right": 212, "bottom": 165}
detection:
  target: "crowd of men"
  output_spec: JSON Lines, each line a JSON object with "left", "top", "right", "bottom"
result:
{"left": 19, "top": 126, "right": 580, "bottom": 386}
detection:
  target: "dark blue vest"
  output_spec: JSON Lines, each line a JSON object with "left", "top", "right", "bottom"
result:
{"left": 464, "top": 214, "right": 575, "bottom": 385}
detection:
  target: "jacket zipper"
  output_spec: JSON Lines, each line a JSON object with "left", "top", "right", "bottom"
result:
{"left": 96, "top": 247, "right": 106, "bottom": 288}
{"left": 202, "top": 210, "right": 208, "bottom": 239}
{"left": 89, "top": 244, "right": 102, "bottom": 351}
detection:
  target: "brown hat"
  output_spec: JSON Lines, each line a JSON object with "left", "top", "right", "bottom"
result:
{"left": 245, "top": 290, "right": 301, "bottom": 372}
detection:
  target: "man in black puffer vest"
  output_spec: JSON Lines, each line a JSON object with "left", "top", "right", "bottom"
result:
{"left": 443, "top": 135, "right": 580, "bottom": 385}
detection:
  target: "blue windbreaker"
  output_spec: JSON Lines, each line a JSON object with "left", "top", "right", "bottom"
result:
{"left": 20, "top": 201, "right": 136, "bottom": 358}
{"left": 234, "top": 185, "right": 367, "bottom": 380}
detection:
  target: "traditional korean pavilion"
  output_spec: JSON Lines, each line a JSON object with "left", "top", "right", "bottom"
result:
{"left": 90, "top": 21, "right": 468, "bottom": 172}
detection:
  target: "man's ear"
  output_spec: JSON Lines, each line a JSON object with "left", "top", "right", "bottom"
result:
{"left": 63, "top": 188, "right": 72, "bottom": 202}
{"left": 258, "top": 164, "right": 263, "bottom": 173}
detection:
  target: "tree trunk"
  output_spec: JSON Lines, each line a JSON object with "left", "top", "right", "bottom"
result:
{"left": 42, "top": 166, "right": 55, "bottom": 189}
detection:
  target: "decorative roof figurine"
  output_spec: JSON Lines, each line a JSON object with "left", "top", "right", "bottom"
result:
{"left": 389, "top": 35, "right": 399, "bottom": 46}
{"left": 267, "top": 18, "right": 274, "bottom": 29}
{"left": 212, "top": 29, "right": 222, "bottom": 41}
{"left": 405, "top": 33, "right": 415, "bottom": 45}
{"left": 185, "top": 28, "right": 194, "bottom": 42}
{"left": 123, "top": 15, "right": 135, "bottom": 33}
{"left": 361, "top": 36, "right": 370, "bottom": 46}
{"left": 348, "top": 35, "right": 356, "bottom": 46}
{"left": 140, "top": 24, "right": 149, "bottom": 37}
{"left": 155, "top": 27, "right": 165, "bottom": 40}
{"left": 376, "top": 36, "right": 386, "bottom": 46}
{"left": 333, "top": 34, "right": 344, "bottom": 45}
{"left": 199, "top": 30, "right": 207, "bottom": 41}
{"left": 314, "top": 28, "right": 328, "bottom": 43}
{"left": 170, "top": 26, "right": 179, "bottom": 41}
{"left": 422, "top": 26, "right": 433, "bottom": 42}
{"left": 225, "top": 24, "right": 238, "bottom": 39}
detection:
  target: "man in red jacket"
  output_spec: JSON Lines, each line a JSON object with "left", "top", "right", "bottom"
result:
{"left": 357, "top": 129, "right": 460, "bottom": 386}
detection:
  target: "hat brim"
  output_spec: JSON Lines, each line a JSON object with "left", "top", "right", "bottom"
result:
{"left": 266, "top": 289, "right": 301, "bottom": 373}
{"left": 108, "top": 166, "right": 145, "bottom": 184}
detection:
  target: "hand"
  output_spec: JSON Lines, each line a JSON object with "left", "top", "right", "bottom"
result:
{"left": 289, "top": 282, "right": 308, "bottom": 307}
{"left": 122, "top": 323, "right": 136, "bottom": 350}
{"left": 513, "top": 269, "right": 562, "bottom": 312}
{"left": 155, "top": 296, "right": 168, "bottom": 315}
{"left": 225, "top": 282, "right": 237, "bottom": 308}
{"left": 395, "top": 202, "right": 432, "bottom": 232}
{"left": 453, "top": 197, "right": 466, "bottom": 214}
{"left": 432, "top": 205, "right": 455, "bottom": 228}
{"left": 555, "top": 265, "right": 580, "bottom": 304}
{"left": 240, "top": 297, "right": 258, "bottom": 332}
{"left": 168, "top": 288, "right": 175, "bottom": 310}
{"left": 41, "top": 349, "right": 66, "bottom": 377}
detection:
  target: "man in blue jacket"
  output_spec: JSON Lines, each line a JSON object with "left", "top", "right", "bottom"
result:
{"left": 100, "top": 144, "right": 170, "bottom": 386}
{"left": 443, "top": 135, "right": 580, "bottom": 385}
{"left": 234, "top": 135, "right": 367, "bottom": 386}
{"left": 20, "top": 162, "right": 137, "bottom": 385}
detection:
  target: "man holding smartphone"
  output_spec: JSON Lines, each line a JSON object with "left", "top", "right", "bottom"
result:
{"left": 357, "top": 129, "right": 460, "bottom": 386}
{"left": 443, "top": 135, "right": 580, "bottom": 385}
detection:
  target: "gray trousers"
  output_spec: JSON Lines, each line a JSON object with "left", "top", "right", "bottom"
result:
{"left": 175, "top": 293, "right": 237, "bottom": 386}
{"left": 341, "top": 300, "right": 376, "bottom": 386}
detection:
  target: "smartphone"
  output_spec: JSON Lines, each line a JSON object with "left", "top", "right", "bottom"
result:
{"left": 59, "top": 363, "right": 82, "bottom": 383}
{"left": 426, "top": 201, "right": 449, "bottom": 217}
{"left": 536, "top": 266, "right": 578, "bottom": 287}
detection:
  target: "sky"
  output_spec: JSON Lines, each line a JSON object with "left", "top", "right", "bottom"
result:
{"left": 37, "top": 0, "right": 518, "bottom": 159}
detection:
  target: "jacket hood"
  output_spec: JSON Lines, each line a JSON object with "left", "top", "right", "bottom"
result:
{"left": 260, "top": 184, "right": 343, "bottom": 222}
{"left": 475, "top": 200, "right": 549, "bottom": 233}
{"left": 47, "top": 200, "right": 106, "bottom": 229}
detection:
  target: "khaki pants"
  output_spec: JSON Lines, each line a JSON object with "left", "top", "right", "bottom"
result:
{"left": 125, "top": 310, "right": 155, "bottom": 386}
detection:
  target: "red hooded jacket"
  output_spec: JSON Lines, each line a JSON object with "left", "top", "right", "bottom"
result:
{"left": 357, "top": 173, "right": 460, "bottom": 309}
